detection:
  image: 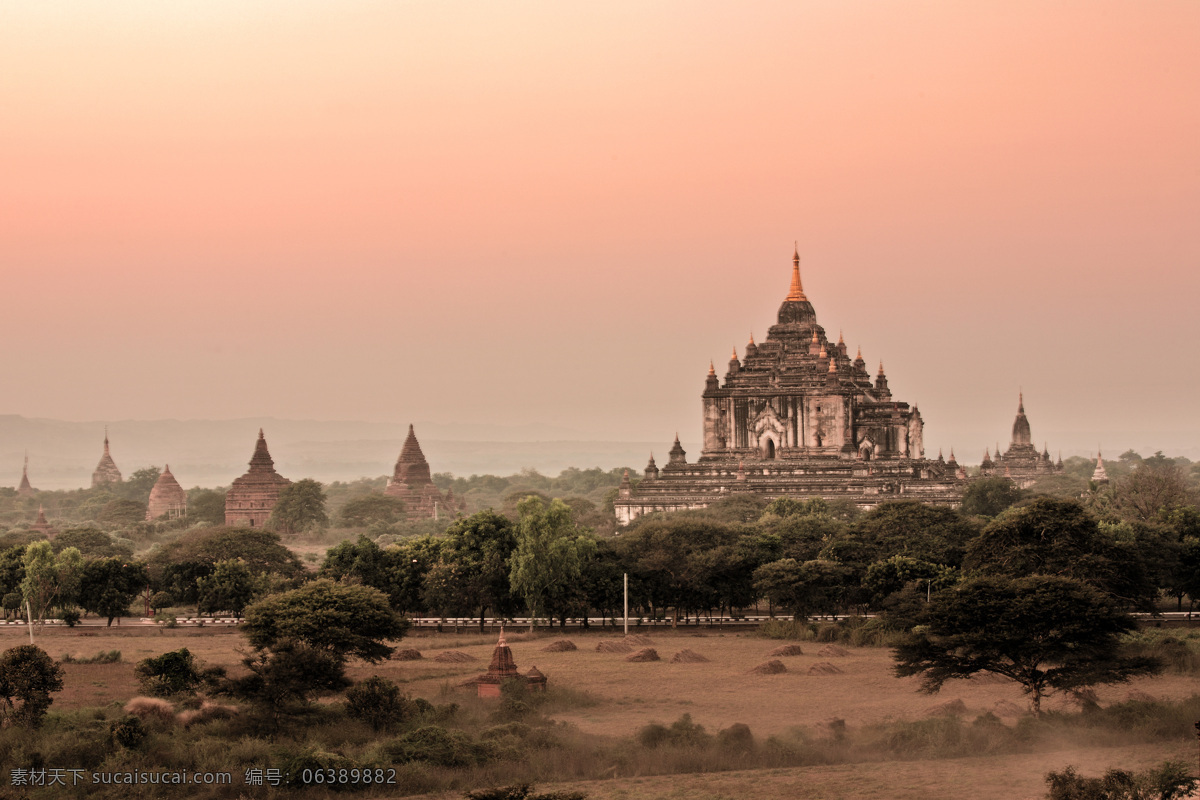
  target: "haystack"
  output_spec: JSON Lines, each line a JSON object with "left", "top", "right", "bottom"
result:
{"left": 596, "top": 640, "right": 634, "bottom": 654}
{"left": 392, "top": 648, "right": 423, "bottom": 660}
{"left": 749, "top": 660, "right": 787, "bottom": 675}
{"left": 624, "top": 634, "right": 655, "bottom": 646}
{"left": 807, "top": 662, "right": 843, "bottom": 675}
{"left": 626, "top": 648, "right": 660, "bottom": 662}
{"left": 816, "top": 644, "right": 849, "bottom": 657}
{"left": 542, "top": 640, "right": 577, "bottom": 652}
{"left": 769, "top": 644, "right": 805, "bottom": 657}
{"left": 434, "top": 650, "right": 476, "bottom": 663}
{"left": 669, "top": 649, "right": 709, "bottom": 663}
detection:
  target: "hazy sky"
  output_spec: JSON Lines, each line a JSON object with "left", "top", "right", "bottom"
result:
{"left": 3, "top": 2, "right": 1199, "bottom": 458}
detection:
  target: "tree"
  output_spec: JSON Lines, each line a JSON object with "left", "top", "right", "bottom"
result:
{"left": 231, "top": 639, "right": 350, "bottom": 723}
{"left": 432, "top": 510, "right": 519, "bottom": 630}
{"left": 149, "top": 527, "right": 303, "bottom": 578}
{"left": 0, "top": 645, "right": 64, "bottom": 726}
{"left": 269, "top": 479, "right": 329, "bottom": 534}
{"left": 338, "top": 494, "right": 406, "bottom": 527}
{"left": 893, "top": 576, "right": 1160, "bottom": 714}
{"left": 964, "top": 497, "right": 1153, "bottom": 607}
{"left": 753, "top": 558, "right": 855, "bottom": 619}
{"left": 97, "top": 498, "right": 149, "bottom": 526}
{"left": 1110, "top": 460, "right": 1198, "bottom": 523}
{"left": 52, "top": 528, "right": 133, "bottom": 560}
{"left": 79, "top": 558, "right": 149, "bottom": 626}
{"left": 241, "top": 579, "right": 407, "bottom": 664}
{"left": 509, "top": 497, "right": 595, "bottom": 631}
{"left": 21, "top": 542, "right": 83, "bottom": 623}
{"left": 196, "top": 559, "right": 262, "bottom": 618}
{"left": 186, "top": 488, "right": 227, "bottom": 525}
{"left": 115, "top": 466, "right": 161, "bottom": 503}
{"left": 961, "top": 477, "right": 1024, "bottom": 517}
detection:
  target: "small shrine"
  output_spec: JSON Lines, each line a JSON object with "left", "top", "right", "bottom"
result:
{"left": 476, "top": 628, "right": 548, "bottom": 698}
{"left": 29, "top": 506, "right": 56, "bottom": 538}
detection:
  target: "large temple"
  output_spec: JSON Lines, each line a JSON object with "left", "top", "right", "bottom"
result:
{"left": 978, "top": 393, "right": 1063, "bottom": 488}
{"left": 225, "top": 430, "right": 292, "bottom": 527}
{"left": 614, "top": 249, "right": 966, "bottom": 524}
{"left": 91, "top": 429, "right": 123, "bottom": 487}
{"left": 384, "top": 425, "right": 462, "bottom": 520}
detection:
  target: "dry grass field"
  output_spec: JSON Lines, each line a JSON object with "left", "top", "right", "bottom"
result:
{"left": 4, "top": 623, "right": 1197, "bottom": 800}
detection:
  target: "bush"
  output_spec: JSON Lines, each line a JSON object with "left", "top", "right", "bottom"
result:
{"left": 0, "top": 645, "right": 64, "bottom": 727}
{"left": 636, "top": 714, "right": 712, "bottom": 749}
{"left": 382, "top": 725, "right": 492, "bottom": 767}
{"left": 60, "top": 650, "right": 121, "bottom": 664}
{"left": 134, "top": 648, "right": 201, "bottom": 696}
{"left": 1045, "top": 760, "right": 1197, "bottom": 799}
{"left": 345, "top": 676, "right": 410, "bottom": 732}
{"left": 109, "top": 715, "right": 147, "bottom": 749}
{"left": 464, "top": 785, "right": 587, "bottom": 800}
{"left": 717, "top": 723, "right": 755, "bottom": 753}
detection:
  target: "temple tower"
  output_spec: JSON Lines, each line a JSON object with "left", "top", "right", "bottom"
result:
{"left": 225, "top": 430, "right": 292, "bottom": 527}
{"left": 17, "top": 454, "right": 36, "bottom": 496}
{"left": 92, "top": 428, "right": 123, "bottom": 487}
{"left": 147, "top": 465, "right": 188, "bottom": 520}
{"left": 384, "top": 425, "right": 461, "bottom": 519}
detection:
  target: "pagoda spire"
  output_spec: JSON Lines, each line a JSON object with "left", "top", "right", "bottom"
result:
{"left": 787, "top": 244, "right": 807, "bottom": 301}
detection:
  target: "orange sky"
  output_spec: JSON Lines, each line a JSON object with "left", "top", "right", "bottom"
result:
{"left": 2, "top": 1, "right": 1199, "bottom": 458}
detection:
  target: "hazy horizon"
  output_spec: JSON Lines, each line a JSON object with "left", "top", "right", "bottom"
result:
{"left": 3, "top": 2, "right": 1198, "bottom": 475}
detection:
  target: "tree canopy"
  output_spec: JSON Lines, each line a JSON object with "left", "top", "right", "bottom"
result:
{"left": 893, "top": 575, "right": 1160, "bottom": 714}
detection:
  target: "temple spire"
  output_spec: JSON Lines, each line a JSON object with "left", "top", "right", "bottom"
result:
{"left": 787, "top": 244, "right": 807, "bottom": 301}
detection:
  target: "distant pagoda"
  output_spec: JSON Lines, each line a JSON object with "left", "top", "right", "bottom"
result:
{"left": 978, "top": 393, "right": 1063, "bottom": 488}
{"left": 17, "top": 453, "right": 36, "bottom": 496}
{"left": 1091, "top": 451, "right": 1110, "bottom": 486}
{"left": 384, "top": 425, "right": 462, "bottom": 519}
{"left": 29, "top": 505, "right": 56, "bottom": 538}
{"left": 225, "top": 430, "right": 292, "bottom": 527}
{"left": 92, "top": 428, "right": 123, "bottom": 487}
{"left": 147, "top": 464, "right": 188, "bottom": 521}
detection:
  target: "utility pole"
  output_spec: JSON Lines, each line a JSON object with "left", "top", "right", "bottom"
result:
{"left": 623, "top": 573, "right": 628, "bottom": 636}
{"left": 26, "top": 599, "right": 34, "bottom": 645}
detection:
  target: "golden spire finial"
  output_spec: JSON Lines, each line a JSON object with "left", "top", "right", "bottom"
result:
{"left": 731, "top": 347, "right": 738, "bottom": 360}
{"left": 856, "top": 345, "right": 863, "bottom": 360}
{"left": 749, "top": 332, "right": 755, "bottom": 345}
{"left": 838, "top": 330, "right": 844, "bottom": 345}
{"left": 708, "top": 360, "right": 715, "bottom": 376}
{"left": 787, "top": 246, "right": 807, "bottom": 301}
{"left": 878, "top": 361, "right": 885, "bottom": 375}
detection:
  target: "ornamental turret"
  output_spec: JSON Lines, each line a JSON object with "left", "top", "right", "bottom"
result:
{"left": 1011, "top": 392, "right": 1032, "bottom": 446}
{"left": 705, "top": 360, "right": 719, "bottom": 391}
{"left": 1092, "top": 450, "right": 1110, "bottom": 485}
{"left": 875, "top": 362, "right": 890, "bottom": 398}
{"left": 644, "top": 453, "right": 659, "bottom": 481}
{"left": 668, "top": 434, "right": 687, "bottom": 465}
{"left": 17, "top": 453, "right": 35, "bottom": 496}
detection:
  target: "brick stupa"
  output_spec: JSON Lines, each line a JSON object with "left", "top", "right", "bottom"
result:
{"left": 225, "top": 430, "right": 292, "bottom": 527}
{"left": 92, "top": 429, "right": 123, "bottom": 488}
{"left": 29, "top": 505, "right": 56, "bottom": 538}
{"left": 384, "top": 425, "right": 462, "bottom": 520}
{"left": 476, "top": 628, "right": 548, "bottom": 698}
{"left": 147, "top": 464, "right": 188, "bottom": 521}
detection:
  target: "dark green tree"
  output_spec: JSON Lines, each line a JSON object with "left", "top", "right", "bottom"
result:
{"left": 964, "top": 497, "right": 1153, "bottom": 607}
{"left": 509, "top": 497, "right": 595, "bottom": 630}
{"left": 0, "top": 645, "right": 64, "bottom": 727}
{"left": 893, "top": 575, "right": 1160, "bottom": 714}
{"left": 78, "top": 557, "right": 149, "bottom": 625}
{"left": 52, "top": 528, "right": 133, "bottom": 560}
{"left": 269, "top": 479, "right": 329, "bottom": 534}
{"left": 115, "top": 466, "right": 161, "bottom": 503}
{"left": 135, "top": 648, "right": 203, "bottom": 697}
{"left": 196, "top": 559, "right": 262, "bottom": 617}
{"left": 185, "top": 488, "right": 227, "bottom": 525}
{"left": 149, "top": 527, "right": 303, "bottom": 578}
{"left": 97, "top": 499, "right": 149, "bottom": 526}
{"left": 337, "top": 494, "right": 406, "bottom": 527}
{"left": 961, "top": 477, "right": 1024, "bottom": 517}
{"left": 241, "top": 579, "right": 408, "bottom": 663}
{"left": 433, "top": 509, "right": 519, "bottom": 630}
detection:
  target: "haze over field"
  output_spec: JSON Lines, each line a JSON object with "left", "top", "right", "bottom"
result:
{"left": 3, "top": 2, "right": 1198, "bottom": 472}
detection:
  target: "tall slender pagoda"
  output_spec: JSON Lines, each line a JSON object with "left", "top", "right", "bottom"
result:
{"left": 92, "top": 428, "right": 123, "bottom": 487}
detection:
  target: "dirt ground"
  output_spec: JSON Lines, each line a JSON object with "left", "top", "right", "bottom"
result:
{"left": 5, "top": 624, "right": 1197, "bottom": 799}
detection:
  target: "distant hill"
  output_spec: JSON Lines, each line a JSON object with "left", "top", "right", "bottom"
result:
{"left": 0, "top": 415, "right": 685, "bottom": 491}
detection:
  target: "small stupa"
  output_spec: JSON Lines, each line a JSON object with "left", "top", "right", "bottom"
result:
{"left": 476, "top": 628, "right": 548, "bottom": 698}
{"left": 29, "top": 506, "right": 56, "bottom": 538}
{"left": 147, "top": 464, "right": 188, "bottom": 520}
{"left": 17, "top": 453, "right": 36, "bottom": 496}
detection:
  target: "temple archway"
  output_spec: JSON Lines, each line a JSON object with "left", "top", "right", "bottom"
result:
{"left": 764, "top": 438, "right": 776, "bottom": 459}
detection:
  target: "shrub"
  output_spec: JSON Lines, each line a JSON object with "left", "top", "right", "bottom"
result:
{"left": 60, "top": 650, "right": 121, "bottom": 665}
{"left": 464, "top": 785, "right": 587, "bottom": 800}
{"left": 717, "top": 723, "right": 755, "bottom": 753}
{"left": 124, "top": 696, "right": 175, "bottom": 724}
{"left": 345, "top": 676, "right": 410, "bottom": 732}
{"left": 1045, "top": 760, "right": 1197, "bottom": 800}
{"left": 0, "top": 645, "right": 64, "bottom": 727}
{"left": 135, "top": 648, "right": 202, "bottom": 696}
{"left": 382, "top": 725, "right": 492, "bottom": 767}
{"left": 110, "top": 715, "right": 147, "bottom": 749}
{"left": 636, "top": 714, "right": 712, "bottom": 749}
